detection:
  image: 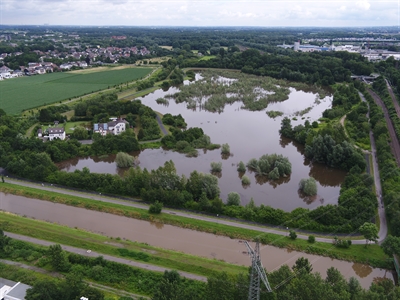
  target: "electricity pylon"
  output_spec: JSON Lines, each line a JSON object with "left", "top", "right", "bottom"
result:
{"left": 244, "top": 241, "right": 272, "bottom": 300}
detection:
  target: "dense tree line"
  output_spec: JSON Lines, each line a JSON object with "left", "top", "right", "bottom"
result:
{"left": 363, "top": 91, "right": 400, "bottom": 237}
{"left": 2, "top": 231, "right": 398, "bottom": 300}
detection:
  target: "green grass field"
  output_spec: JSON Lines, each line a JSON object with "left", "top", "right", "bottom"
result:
{"left": 0, "top": 67, "right": 152, "bottom": 115}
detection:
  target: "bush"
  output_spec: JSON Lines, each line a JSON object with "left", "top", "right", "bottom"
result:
{"left": 241, "top": 175, "right": 251, "bottom": 185}
{"left": 210, "top": 162, "right": 222, "bottom": 172}
{"left": 221, "top": 143, "right": 230, "bottom": 154}
{"left": 115, "top": 152, "right": 135, "bottom": 168}
{"left": 289, "top": 230, "right": 297, "bottom": 240}
{"left": 299, "top": 177, "right": 318, "bottom": 196}
{"left": 227, "top": 192, "right": 241, "bottom": 206}
{"left": 237, "top": 161, "right": 246, "bottom": 172}
{"left": 149, "top": 201, "right": 163, "bottom": 214}
{"left": 308, "top": 235, "right": 315, "bottom": 243}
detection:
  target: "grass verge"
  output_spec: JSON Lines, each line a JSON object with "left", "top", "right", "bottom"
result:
{"left": 0, "top": 182, "right": 391, "bottom": 269}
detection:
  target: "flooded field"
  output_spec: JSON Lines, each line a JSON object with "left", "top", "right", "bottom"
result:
{"left": 0, "top": 192, "right": 393, "bottom": 289}
{"left": 59, "top": 73, "right": 347, "bottom": 211}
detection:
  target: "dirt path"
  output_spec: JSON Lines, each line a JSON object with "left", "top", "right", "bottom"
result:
{"left": 385, "top": 79, "right": 400, "bottom": 118}
{"left": 0, "top": 259, "right": 149, "bottom": 299}
{"left": 367, "top": 88, "right": 400, "bottom": 166}
{"left": 4, "top": 232, "right": 207, "bottom": 282}
{"left": 358, "top": 92, "right": 387, "bottom": 242}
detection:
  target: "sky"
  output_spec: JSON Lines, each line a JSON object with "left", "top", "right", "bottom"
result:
{"left": 0, "top": 0, "right": 399, "bottom": 27}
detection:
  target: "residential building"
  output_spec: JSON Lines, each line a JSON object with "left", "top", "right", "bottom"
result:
{"left": 93, "top": 118, "right": 128, "bottom": 136}
{"left": 48, "top": 127, "right": 66, "bottom": 141}
{"left": 0, "top": 278, "right": 31, "bottom": 300}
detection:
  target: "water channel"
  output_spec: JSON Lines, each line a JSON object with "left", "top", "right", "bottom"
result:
{"left": 0, "top": 192, "right": 393, "bottom": 289}
{"left": 59, "top": 75, "right": 348, "bottom": 211}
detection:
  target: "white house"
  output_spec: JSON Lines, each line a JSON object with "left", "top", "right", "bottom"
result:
{"left": 0, "top": 279, "right": 31, "bottom": 300}
{"left": 48, "top": 127, "right": 66, "bottom": 141}
{"left": 93, "top": 118, "right": 128, "bottom": 136}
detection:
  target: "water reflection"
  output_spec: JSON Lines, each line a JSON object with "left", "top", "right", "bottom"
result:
{"left": 1, "top": 192, "right": 393, "bottom": 289}
{"left": 150, "top": 221, "right": 165, "bottom": 230}
{"left": 352, "top": 263, "right": 373, "bottom": 278}
{"left": 58, "top": 80, "right": 348, "bottom": 212}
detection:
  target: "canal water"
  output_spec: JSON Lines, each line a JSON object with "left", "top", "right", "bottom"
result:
{"left": 0, "top": 192, "right": 393, "bottom": 289}
{"left": 59, "top": 76, "right": 347, "bottom": 212}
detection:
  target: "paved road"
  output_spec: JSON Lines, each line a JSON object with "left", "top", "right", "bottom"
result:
{"left": 3, "top": 178, "right": 370, "bottom": 244}
{"left": 359, "top": 92, "right": 387, "bottom": 243}
{"left": 4, "top": 232, "right": 207, "bottom": 282}
{"left": 0, "top": 259, "right": 150, "bottom": 299}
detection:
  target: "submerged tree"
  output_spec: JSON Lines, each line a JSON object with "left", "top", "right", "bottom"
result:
{"left": 237, "top": 161, "right": 246, "bottom": 172}
{"left": 221, "top": 143, "right": 230, "bottom": 154}
{"left": 299, "top": 177, "right": 318, "bottom": 196}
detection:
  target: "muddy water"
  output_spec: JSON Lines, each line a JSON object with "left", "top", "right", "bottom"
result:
{"left": 0, "top": 193, "right": 393, "bottom": 289}
{"left": 59, "top": 80, "right": 347, "bottom": 211}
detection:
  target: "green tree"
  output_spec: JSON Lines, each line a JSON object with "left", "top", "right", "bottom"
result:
{"left": 308, "top": 235, "right": 315, "bottom": 243}
{"left": 221, "top": 143, "right": 230, "bottom": 154}
{"left": 152, "top": 270, "right": 182, "bottom": 300}
{"left": 237, "top": 161, "right": 246, "bottom": 172}
{"left": 299, "top": 177, "right": 318, "bottom": 196}
{"left": 25, "top": 280, "right": 62, "bottom": 300}
{"left": 381, "top": 235, "right": 400, "bottom": 256}
{"left": 227, "top": 192, "right": 241, "bottom": 206}
{"left": 71, "top": 126, "right": 88, "bottom": 140}
{"left": 115, "top": 152, "right": 135, "bottom": 168}
{"left": 48, "top": 244, "right": 70, "bottom": 272}
{"left": 359, "top": 222, "right": 379, "bottom": 246}
{"left": 289, "top": 230, "right": 297, "bottom": 240}
{"left": 292, "top": 257, "right": 313, "bottom": 275}
{"left": 149, "top": 201, "right": 163, "bottom": 214}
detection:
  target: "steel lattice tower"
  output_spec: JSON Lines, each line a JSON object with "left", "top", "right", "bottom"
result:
{"left": 244, "top": 241, "right": 272, "bottom": 300}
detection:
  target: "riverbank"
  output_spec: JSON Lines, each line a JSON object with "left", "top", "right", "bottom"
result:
{"left": 0, "top": 182, "right": 390, "bottom": 269}
{"left": 0, "top": 211, "right": 246, "bottom": 277}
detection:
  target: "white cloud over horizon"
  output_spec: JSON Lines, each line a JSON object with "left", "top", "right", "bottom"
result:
{"left": 0, "top": 0, "right": 398, "bottom": 27}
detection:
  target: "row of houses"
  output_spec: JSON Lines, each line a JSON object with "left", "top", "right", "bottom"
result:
{"left": 37, "top": 118, "right": 128, "bottom": 141}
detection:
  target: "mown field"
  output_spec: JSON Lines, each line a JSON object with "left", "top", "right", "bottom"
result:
{"left": 0, "top": 67, "right": 152, "bottom": 115}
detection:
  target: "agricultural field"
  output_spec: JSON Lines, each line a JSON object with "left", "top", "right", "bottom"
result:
{"left": 0, "top": 66, "right": 152, "bottom": 115}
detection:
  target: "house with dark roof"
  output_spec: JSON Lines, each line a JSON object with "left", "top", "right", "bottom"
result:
{"left": 93, "top": 118, "right": 128, "bottom": 136}
{"left": 48, "top": 127, "right": 65, "bottom": 141}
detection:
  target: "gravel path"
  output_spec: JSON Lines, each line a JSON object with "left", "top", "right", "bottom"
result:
{"left": 4, "top": 232, "right": 207, "bottom": 282}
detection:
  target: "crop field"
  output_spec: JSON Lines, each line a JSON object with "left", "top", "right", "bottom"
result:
{"left": 0, "top": 67, "right": 152, "bottom": 115}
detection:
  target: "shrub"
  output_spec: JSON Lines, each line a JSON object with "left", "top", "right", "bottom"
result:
{"left": 299, "top": 177, "right": 318, "bottom": 196}
{"left": 115, "top": 152, "right": 135, "bottom": 168}
{"left": 237, "top": 161, "right": 246, "bottom": 172}
{"left": 289, "top": 230, "right": 297, "bottom": 240}
{"left": 149, "top": 201, "right": 163, "bottom": 214}
{"left": 241, "top": 175, "right": 251, "bottom": 185}
{"left": 210, "top": 162, "right": 222, "bottom": 172}
{"left": 221, "top": 143, "right": 230, "bottom": 154}
{"left": 308, "top": 235, "right": 315, "bottom": 243}
{"left": 227, "top": 192, "right": 241, "bottom": 206}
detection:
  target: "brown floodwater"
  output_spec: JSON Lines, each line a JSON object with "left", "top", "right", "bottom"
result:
{"left": 0, "top": 193, "right": 393, "bottom": 289}
{"left": 59, "top": 78, "right": 348, "bottom": 211}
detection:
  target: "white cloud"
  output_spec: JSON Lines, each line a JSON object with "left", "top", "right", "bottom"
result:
{"left": 0, "top": 0, "right": 397, "bottom": 26}
{"left": 356, "top": 1, "right": 371, "bottom": 11}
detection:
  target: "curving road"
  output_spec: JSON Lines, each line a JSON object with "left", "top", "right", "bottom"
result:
{"left": 3, "top": 232, "right": 206, "bottom": 282}
{"left": 358, "top": 92, "right": 387, "bottom": 243}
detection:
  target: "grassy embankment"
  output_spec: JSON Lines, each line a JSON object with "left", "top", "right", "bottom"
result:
{"left": 0, "top": 212, "right": 246, "bottom": 277}
{"left": 0, "top": 183, "right": 390, "bottom": 269}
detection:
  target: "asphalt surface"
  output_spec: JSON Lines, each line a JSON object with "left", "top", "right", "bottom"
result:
{"left": 4, "top": 232, "right": 207, "bottom": 282}
{"left": 359, "top": 92, "right": 387, "bottom": 243}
